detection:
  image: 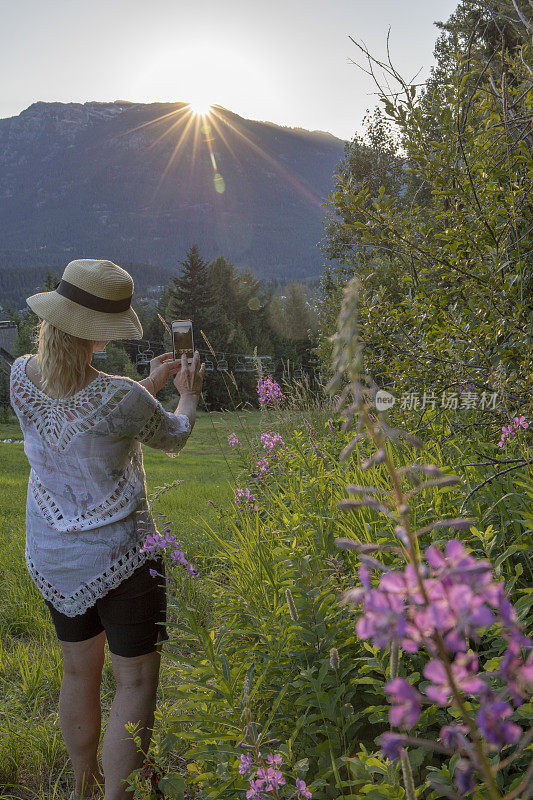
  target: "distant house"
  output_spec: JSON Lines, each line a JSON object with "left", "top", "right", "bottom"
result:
{"left": 0, "top": 321, "right": 18, "bottom": 371}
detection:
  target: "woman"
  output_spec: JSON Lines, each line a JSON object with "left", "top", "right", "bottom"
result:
{"left": 9, "top": 258, "right": 205, "bottom": 800}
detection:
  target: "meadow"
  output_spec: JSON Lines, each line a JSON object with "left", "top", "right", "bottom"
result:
{"left": 0, "top": 410, "right": 258, "bottom": 800}
{"left": 0, "top": 366, "right": 532, "bottom": 800}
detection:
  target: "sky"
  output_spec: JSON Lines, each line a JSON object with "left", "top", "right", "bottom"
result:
{"left": 0, "top": 0, "right": 458, "bottom": 141}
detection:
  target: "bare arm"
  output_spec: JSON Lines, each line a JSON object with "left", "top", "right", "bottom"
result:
{"left": 173, "top": 351, "right": 204, "bottom": 430}
{"left": 176, "top": 391, "right": 199, "bottom": 430}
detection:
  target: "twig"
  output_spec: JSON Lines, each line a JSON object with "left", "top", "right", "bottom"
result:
{"left": 511, "top": 0, "right": 533, "bottom": 33}
{"left": 456, "top": 458, "right": 527, "bottom": 467}
{"left": 460, "top": 460, "right": 528, "bottom": 513}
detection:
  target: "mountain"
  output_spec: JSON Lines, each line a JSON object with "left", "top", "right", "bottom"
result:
{"left": 0, "top": 101, "right": 346, "bottom": 307}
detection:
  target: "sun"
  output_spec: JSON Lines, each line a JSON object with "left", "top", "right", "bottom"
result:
{"left": 188, "top": 100, "right": 212, "bottom": 116}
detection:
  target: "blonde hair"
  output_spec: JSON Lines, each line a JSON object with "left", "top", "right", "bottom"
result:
{"left": 34, "top": 320, "right": 95, "bottom": 399}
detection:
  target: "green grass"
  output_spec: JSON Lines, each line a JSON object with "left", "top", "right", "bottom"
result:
{"left": 0, "top": 409, "right": 259, "bottom": 799}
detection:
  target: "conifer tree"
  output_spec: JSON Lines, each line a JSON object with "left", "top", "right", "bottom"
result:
{"left": 166, "top": 244, "right": 218, "bottom": 345}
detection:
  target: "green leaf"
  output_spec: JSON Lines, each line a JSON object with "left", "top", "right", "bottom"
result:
{"left": 157, "top": 775, "right": 186, "bottom": 798}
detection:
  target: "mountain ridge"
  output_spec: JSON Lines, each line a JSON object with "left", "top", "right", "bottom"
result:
{"left": 7, "top": 100, "right": 344, "bottom": 142}
{"left": 0, "top": 100, "right": 347, "bottom": 305}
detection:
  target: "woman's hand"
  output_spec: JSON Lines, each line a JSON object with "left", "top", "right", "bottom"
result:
{"left": 146, "top": 351, "right": 183, "bottom": 395}
{"left": 173, "top": 351, "right": 205, "bottom": 396}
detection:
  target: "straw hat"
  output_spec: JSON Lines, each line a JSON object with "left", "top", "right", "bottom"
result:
{"left": 26, "top": 259, "right": 143, "bottom": 340}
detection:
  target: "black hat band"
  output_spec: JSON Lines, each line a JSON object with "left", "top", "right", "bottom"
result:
{"left": 56, "top": 279, "right": 132, "bottom": 313}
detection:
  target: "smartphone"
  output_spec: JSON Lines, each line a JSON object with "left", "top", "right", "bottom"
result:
{"left": 171, "top": 320, "right": 194, "bottom": 363}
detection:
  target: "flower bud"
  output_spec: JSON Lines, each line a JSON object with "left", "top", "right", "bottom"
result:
{"left": 394, "top": 525, "right": 409, "bottom": 545}
{"left": 285, "top": 588, "right": 299, "bottom": 621}
{"left": 242, "top": 675, "right": 250, "bottom": 707}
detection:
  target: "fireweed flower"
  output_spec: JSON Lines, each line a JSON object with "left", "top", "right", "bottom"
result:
{"left": 378, "top": 732, "right": 406, "bottom": 760}
{"left": 251, "top": 434, "right": 285, "bottom": 477}
{"left": 439, "top": 724, "right": 469, "bottom": 750}
{"left": 239, "top": 753, "right": 253, "bottom": 775}
{"left": 260, "top": 432, "right": 285, "bottom": 452}
{"left": 251, "top": 457, "right": 271, "bottom": 477}
{"left": 355, "top": 586, "right": 417, "bottom": 653}
{"left": 228, "top": 432, "right": 241, "bottom": 447}
{"left": 257, "top": 766, "right": 286, "bottom": 791}
{"left": 344, "top": 538, "right": 531, "bottom": 768}
{"left": 246, "top": 777, "right": 266, "bottom": 799}
{"left": 295, "top": 778, "right": 312, "bottom": 798}
{"left": 498, "top": 644, "right": 532, "bottom": 704}
{"left": 257, "top": 376, "right": 285, "bottom": 408}
{"left": 235, "top": 486, "right": 259, "bottom": 513}
{"left": 476, "top": 700, "right": 522, "bottom": 747}
{"left": 141, "top": 529, "right": 199, "bottom": 578}
{"left": 423, "top": 653, "right": 484, "bottom": 705}
{"left": 140, "top": 532, "right": 167, "bottom": 552}
{"left": 239, "top": 748, "right": 312, "bottom": 799}
{"left": 498, "top": 415, "right": 529, "bottom": 446}
{"left": 385, "top": 678, "right": 422, "bottom": 728}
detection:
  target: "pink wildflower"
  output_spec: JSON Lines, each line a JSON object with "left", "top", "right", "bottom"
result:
{"left": 257, "top": 376, "right": 285, "bottom": 408}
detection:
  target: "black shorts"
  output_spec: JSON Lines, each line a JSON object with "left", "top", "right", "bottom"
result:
{"left": 44, "top": 556, "right": 169, "bottom": 658}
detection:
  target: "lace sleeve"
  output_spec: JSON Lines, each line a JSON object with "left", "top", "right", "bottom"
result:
{"left": 124, "top": 382, "right": 191, "bottom": 453}
{"left": 137, "top": 404, "right": 191, "bottom": 453}
{"left": 9, "top": 356, "right": 27, "bottom": 427}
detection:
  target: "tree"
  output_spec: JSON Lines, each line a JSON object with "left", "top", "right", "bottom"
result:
{"left": 9, "top": 269, "right": 62, "bottom": 354}
{"left": 94, "top": 342, "right": 139, "bottom": 379}
{"left": 165, "top": 244, "right": 219, "bottom": 347}
{"left": 319, "top": 2, "right": 533, "bottom": 423}
{"left": 267, "top": 282, "right": 319, "bottom": 366}
{"left": 428, "top": 1, "right": 526, "bottom": 88}
{"left": 206, "top": 256, "right": 245, "bottom": 351}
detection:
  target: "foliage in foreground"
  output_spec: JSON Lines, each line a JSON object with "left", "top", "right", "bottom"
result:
{"left": 328, "top": 275, "right": 533, "bottom": 799}
{"left": 135, "top": 351, "right": 532, "bottom": 799}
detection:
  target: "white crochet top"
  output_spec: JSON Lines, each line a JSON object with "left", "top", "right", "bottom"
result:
{"left": 10, "top": 354, "right": 191, "bottom": 616}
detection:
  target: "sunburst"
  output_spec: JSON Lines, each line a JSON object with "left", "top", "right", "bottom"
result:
{"left": 188, "top": 101, "right": 212, "bottom": 116}
{"left": 117, "top": 99, "right": 322, "bottom": 208}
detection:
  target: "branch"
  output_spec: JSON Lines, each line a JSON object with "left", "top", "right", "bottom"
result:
{"left": 456, "top": 457, "right": 526, "bottom": 467}
{"left": 511, "top": 0, "right": 533, "bottom": 32}
{"left": 459, "top": 460, "right": 529, "bottom": 513}
{"left": 456, "top": 130, "right": 499, "bottom": 247}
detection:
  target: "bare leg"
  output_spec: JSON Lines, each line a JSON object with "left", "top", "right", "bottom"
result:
{"left": 59, "top": 631, "right": 106, "bottom": 797}
{"left": 102, "top": 646, "right": 161, "bottom": 800}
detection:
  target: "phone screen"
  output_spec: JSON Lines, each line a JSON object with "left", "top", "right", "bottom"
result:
{"left": 172, "top": 321, "right": 194, "bottom": 360}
